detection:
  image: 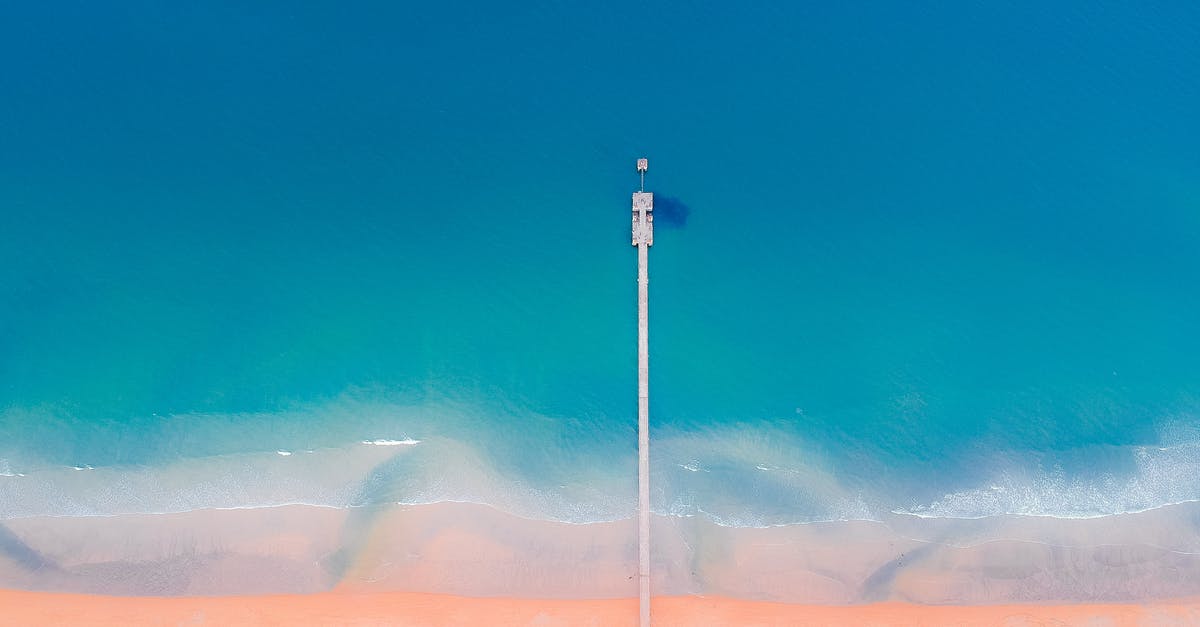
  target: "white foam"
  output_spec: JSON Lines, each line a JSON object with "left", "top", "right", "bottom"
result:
{"left": 361, "top": 438, "right": 421, "bottom": 446}
{"left": 10, "top": 394, "right": 1198, "bottom": 529}
{"left": 0, "top": 444, "right": 405, "bottom": 520}
{"left": 900, "top": 438, "right": 1200, "bottom": 520}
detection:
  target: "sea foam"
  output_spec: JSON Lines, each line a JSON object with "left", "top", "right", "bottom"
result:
{"left": 900, "top": 438, "right": 1200, "bottom": 520}
{"left": 361, "top": 438, "right": 421, "bottom": 446}
{"left": 0, "top": 443, "right": 411, "bottom": 520}
{"left": 6, "top": 396, "right": 1200, "bottom": 528}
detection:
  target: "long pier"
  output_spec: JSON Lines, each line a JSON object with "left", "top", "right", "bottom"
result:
{"left": 632, "top": 158, "right": 653, "bottom": 627}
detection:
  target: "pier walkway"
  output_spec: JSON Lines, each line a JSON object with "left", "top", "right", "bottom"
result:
{"left": 632, "top": 158, "right": 652, "bottom": 627}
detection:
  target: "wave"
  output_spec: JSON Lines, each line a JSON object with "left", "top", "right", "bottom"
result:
{"left": 0, "top": 442, "right": 407, "bottom": 520}
{"left": 361, "top": 438, "right": 421, "bottom": 446}
{"left": 0, "top": 458, "right": 23, "bottom": 477}
{"left": 899, "top": 436, "right": 1200, "bottom": 520}
{"left": 4, "top": 398, "right": 1200, "bottom": 527}
{"left": 893, "top": 498, "right": 1200, "bottom": 521}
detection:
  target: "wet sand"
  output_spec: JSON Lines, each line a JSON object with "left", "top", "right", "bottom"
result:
{"left": 4, "top": 501, "right": 1200, "bottom": 622}
{"left": 7, "top": 501, "right": 1200, "bottom": 602}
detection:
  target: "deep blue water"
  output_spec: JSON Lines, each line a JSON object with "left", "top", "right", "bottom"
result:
{"left": 2, "top": 2, "right": 1199, "bottom": 524}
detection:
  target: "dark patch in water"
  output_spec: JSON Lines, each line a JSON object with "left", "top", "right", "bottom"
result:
{"left": 653, "top": 195, "right": 690, "bottom": 228}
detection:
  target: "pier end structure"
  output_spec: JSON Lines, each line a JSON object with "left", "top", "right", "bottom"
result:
{"left": 632, "top": 158, "right": 652, "bottom": 627}
{"left": 632, "top": 194, "right": 653, "bottom": 247}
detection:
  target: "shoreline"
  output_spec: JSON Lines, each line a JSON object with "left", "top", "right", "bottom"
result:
{"left": 4, "top": 500, "right": 1200, "bottom": 604}
{"left": 8, "top": 497, "right": 1200, "bottom": 530}
{"left": 1, "top": 589, "right": 1197, "bottom": 626}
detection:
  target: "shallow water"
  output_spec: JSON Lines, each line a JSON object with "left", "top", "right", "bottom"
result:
{"left": 2, "top": 3, "right": 1200, "bottom": 527}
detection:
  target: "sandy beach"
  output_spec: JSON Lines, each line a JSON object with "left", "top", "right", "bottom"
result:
{"left": 5, "top": 500, "right": 1200, "bottom": 623}
{"left": 1, "top": 588, "right": 1198, "bottom": 626}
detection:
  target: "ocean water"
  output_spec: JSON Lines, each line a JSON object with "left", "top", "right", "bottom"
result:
{"left": 2, "top": 3, "right": 1200, "bottom": 527}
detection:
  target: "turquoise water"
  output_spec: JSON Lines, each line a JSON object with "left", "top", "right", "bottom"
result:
{"left": 2, "top": 3, "right": 1199, "bottom": 525}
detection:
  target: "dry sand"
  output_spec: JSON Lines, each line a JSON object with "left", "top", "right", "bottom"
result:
{"left": 1, "top": 588, "right": 1198, "bottom": 626}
